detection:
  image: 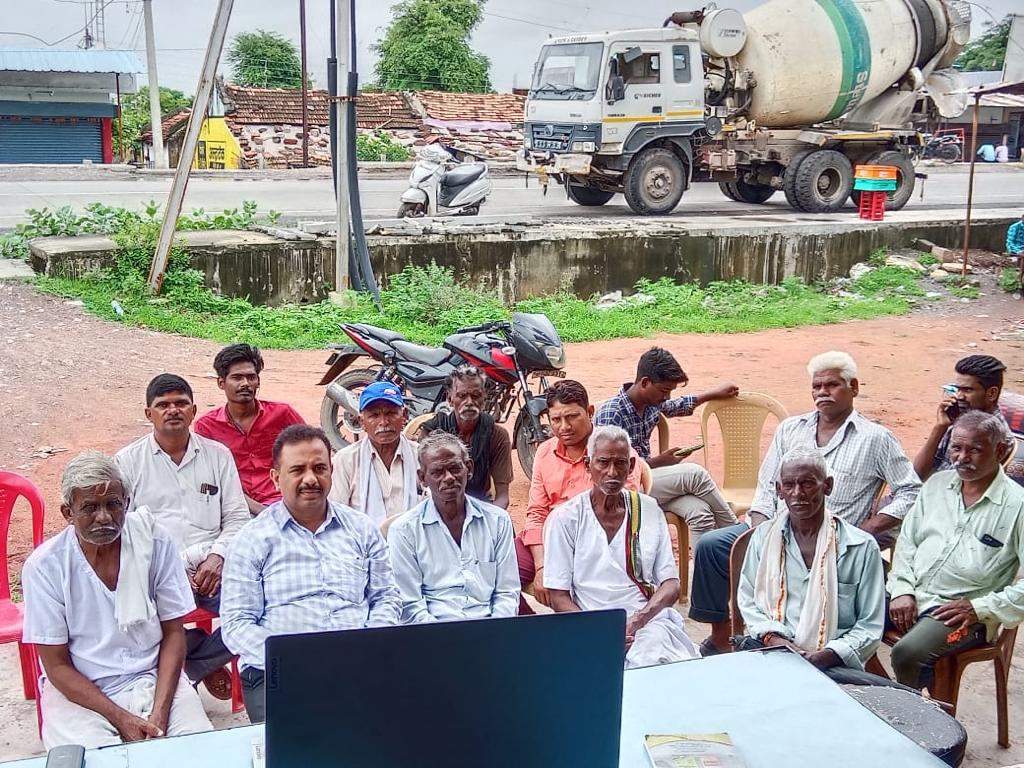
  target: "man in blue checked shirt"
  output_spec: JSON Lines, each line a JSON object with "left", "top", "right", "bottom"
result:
{"left": 220, "top": 424, "right": 400, "bottom": 723}
{"left": 594, "top": 347, "right": 740, "bottom": 548}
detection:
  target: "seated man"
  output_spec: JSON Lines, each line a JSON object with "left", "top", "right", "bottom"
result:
{"left": 116, "top": 373, "right": 247, "bottom": 698}
{"left": 221, "top": 425, "right": 401, "bottom": 723}
{"left": 544, "top": 426, "right": 698, "bottom": 668}
{"left": 22, "top": 452, "right": 211, "bottom": 749}
{"left": 887, "top": 410, "right": 1024, "bottom": 690}
{"left": 329, "top": 381, "right": 420, "bottom": 524}
{"left": 388, "top": 431, "right": 519, "bottom": 623}
{"left": 691, "top": 351, "right": 920, "bottom": 657}
{"left": 738, "top": 448, "right": 885, "bottom": 684}
{"left": 914, "top": 355, "right": 1014, "bottom": 483}
{"left": 594, "top": 347, "right": 738, "bottom": 547}
{"left": 418, "top": 366, "right": 512, "bottom": 508}
{"left": 195, "top": 343, "right": 305, "bottom": 515}
{"left": 518, "top": 379, "right": 644, "bottom": 613}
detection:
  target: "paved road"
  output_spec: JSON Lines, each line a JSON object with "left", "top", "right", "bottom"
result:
{"left": 0, "top": 167, "right": 1021, "bottom": 229}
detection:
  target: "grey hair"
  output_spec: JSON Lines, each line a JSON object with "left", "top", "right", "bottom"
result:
{"left": 417, "top": 429, "right": 471, "bottom": 466}
{"left": 807, "top": 350, "right": 858, "bottom": 384}
{"left": 587, "top": 425, "right": 632, "bottom": 457}
{"left": 779, "top": 447, "right": 830, "bottom": 478}
{"left": 953, "top": 410, "right": 1015, "bottom": 452}
{"left": 61, "top": 451, "right": 126, "bottom": 506}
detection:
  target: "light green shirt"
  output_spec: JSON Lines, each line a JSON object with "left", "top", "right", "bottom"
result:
{"left": 738, "top": 515, "right": 885, "bottom": 670}
{"left": 887, "top": 469, "right": 1024, "bottom": 639}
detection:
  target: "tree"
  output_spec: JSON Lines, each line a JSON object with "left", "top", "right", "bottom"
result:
{"left": 227, "top": 30, "right": 304, "bottom": 88}
{"left": 955, "top": 15, "right": 1011, "bottom": 72}
{"left": 374, "top": 0, "right": 491, "bottom": 93}
{"left": 116, "top": 86, "right": 192, "bottom": 157}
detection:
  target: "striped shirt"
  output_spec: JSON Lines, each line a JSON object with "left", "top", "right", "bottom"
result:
{"left": 220, "top": 499, "right": 400, "bottom": 672}
{"left": 751, "top": 409, "right": 921, "bottom": 524}
{"left": 594, "top": 383, "right": 697, "bottom": 459}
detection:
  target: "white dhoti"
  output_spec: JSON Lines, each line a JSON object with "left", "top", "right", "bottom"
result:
{"left": 41, "top": 673, "right": 212, "bottom": 750}
{"left": 544, "top": 491, "right": 697, "bottom": 669}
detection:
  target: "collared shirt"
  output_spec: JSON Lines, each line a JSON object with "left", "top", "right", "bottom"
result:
{"left": 328, "top": 436, "right": 418, "bottom": 519}
{"left": 738, "top": 515, "right": 884, "bottom": 670}
{"left": 887, "top": 469, "right": 1024, "bottom": 638}
{"left": 194, "top": 400, "right": 305, "bottom": 504}
{"left": 594, "top": 383, "right": 697, "bottom": 459}
{"left": 115, "top": 433, "right": 250, "bottom": 571}
{"left": 1007, "top": 221, "right": 1024, "bottom": 256}
{"left": 388, "top": 496, "right": 519, "bottom": 624}
{"left": 522, "top": 435, "right": 645, "bottom": 547}
{"left": 750, "top": 409, "right": 921, "bottom": 524}
{"left": 21, "top": 525, "right": 194, "bottom": 696}
{"left": 220, "top": 499, "right": 400, "bottom": 672}
{"left": 933, "top": 409, "right": 1013, "bottom": 474}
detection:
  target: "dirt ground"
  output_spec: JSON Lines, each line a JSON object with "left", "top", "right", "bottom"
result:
{"left": 1, "top": 277, "right": 1023, "bottom": 765}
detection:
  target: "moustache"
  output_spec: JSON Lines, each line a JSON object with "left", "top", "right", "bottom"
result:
{"left": 951, "top": 461, "right": 977, "bottom": 471}
{"left": 297, "top": 485, "right": 322, "bottom": 494}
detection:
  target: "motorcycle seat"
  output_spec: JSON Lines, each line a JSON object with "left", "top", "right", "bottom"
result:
{"left": 349, "top": 323, "right": 406, "bottom": 345}
{"left": 441, "top": 163, "right": 486, "bottom": 187}
{"left": 391, "top": 340, "right": 453, "bottom": 367}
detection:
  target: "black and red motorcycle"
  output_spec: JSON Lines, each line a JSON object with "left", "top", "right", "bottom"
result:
{"left": 317, "top": 313, "right": 566, "bottom": 476}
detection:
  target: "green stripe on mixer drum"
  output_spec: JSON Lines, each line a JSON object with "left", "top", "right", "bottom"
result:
{"left": 815, "top": 0, "right": 872, "bottom": 120}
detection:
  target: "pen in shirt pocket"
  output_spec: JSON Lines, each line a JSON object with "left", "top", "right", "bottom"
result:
{"left": 200, "top": 483, "right": 220, "bottom": 498}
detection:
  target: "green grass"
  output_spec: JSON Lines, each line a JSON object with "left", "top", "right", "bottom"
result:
{"left": 949, "top": 283, "right": 981, "bottom": 299}
{"left": 999, "top": 267, "right": 1020, "bottom": 293}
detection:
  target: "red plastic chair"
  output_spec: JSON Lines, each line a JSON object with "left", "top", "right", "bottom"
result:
{"left": 182, "top": 607, "right": 245, "bottom": 715}
{"left": 0, "top": 471, "right": 46, "bottom": 701}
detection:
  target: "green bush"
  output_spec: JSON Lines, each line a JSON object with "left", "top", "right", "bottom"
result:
{"left": 356, "top": 132, "right": 413, "bottom": 162}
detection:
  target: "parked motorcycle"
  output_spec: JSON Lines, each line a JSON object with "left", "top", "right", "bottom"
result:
{"left": 397, "top": 144, "right": 492, "bottom": 218}
{"left": 317, "top": 313, "right": 566, "bottom": 476}
{"left": 920, "top": 133, "right": 962, "bottom": 164}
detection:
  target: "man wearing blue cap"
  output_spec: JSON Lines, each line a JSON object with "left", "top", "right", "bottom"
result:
{"left": 329, "top": 381, "right": 421, "bottom": 525}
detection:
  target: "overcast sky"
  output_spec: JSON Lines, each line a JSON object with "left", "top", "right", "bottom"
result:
{"left": 1, "top": 0, "right": 1017, "bottom": 95}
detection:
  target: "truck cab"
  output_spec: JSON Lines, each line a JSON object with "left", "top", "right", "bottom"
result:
{"left": 520, "top": 27, "right": 710, "bottom": 214}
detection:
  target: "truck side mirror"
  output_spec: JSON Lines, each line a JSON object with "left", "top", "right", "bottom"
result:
{"left": 605, "top": 59, "right": 626, "bottom": 104}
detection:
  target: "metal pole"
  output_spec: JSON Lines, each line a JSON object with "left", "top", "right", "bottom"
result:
{"left": 962, "top": 95, "right": 979, "bottom": 280}
{"left": 299, "top": 0, "right": 309, "bottom": 169}
{"left": 333, "top": 0, "right": 351, "bottom": 295}
{"left": 115, "top": 73, "right": 125, "bottom": 162}
{"left": 147, "top": 0, "right": 235, "bottom": 293}
{"left": 142, "top": 0, "right": 166, "bottom": 169}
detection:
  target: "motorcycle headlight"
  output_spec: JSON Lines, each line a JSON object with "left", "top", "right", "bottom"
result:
{"left": 544, "top": 345, "right": 566, "bottom": 368}
{"left": 571, "top": 141, "right": 595, "bottom": 153}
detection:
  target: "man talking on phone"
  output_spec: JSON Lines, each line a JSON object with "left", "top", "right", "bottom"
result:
{"left": 594, "top": 348, "right": 738, "bottom": 548}
{"left": 913, "top": 355, "right": 1013, "bottom": 482}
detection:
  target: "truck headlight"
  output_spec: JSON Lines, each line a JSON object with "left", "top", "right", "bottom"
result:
{"left": 524, "top": 136, "right": 533, "bottom": 149}
{"left": 571, "top": 141, "right": 595, "bottom": 153}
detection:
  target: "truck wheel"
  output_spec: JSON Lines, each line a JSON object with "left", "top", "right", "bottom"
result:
{"left": 783, "top": 150, "right": 814, "bottom": 210}
{"left": 730, "top": 178, "right": 776, "bottom": 204}
{"left": 623, "top": 148, "right": 686, "bottom": 215}
{"left": 849, "top": 150, "right": 916, "bottom": 211}
{"left": 719, "top": 181, "right": 741, "bottom": 201}
{"left": 791, "top": 149, "right": 854, "bottom": 213}
{"left": 566, "top": 184, "right": 615, "bottom": 206}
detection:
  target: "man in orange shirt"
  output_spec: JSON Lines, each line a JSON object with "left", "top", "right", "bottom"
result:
{"left": 516, "top": 380, "right": 643, "bottom": 614}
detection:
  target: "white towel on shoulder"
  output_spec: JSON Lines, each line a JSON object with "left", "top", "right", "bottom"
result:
{"left": 356, "top": 435, "right": 420, "bottom": 523}
{"left": 115, "top": 506, "right": 158, "bottom": 633}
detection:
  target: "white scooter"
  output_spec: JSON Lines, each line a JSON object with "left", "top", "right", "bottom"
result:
{"left": 397, "top": 144, "right": 492, "bottom": 218}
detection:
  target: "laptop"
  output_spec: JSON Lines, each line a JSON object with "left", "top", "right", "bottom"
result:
{"left": 265, "top": 609, "right": 626, "bottom": 768}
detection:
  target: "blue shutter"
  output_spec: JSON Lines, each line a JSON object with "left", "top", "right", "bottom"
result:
{"left": 0, "top": 116, "right": 103, "bottom": 164}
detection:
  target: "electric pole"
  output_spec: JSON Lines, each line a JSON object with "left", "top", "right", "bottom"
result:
{"left": 300, "top": 0, "right": 309, "bottom": 168}
{"left": 143, "top": 0, "right": 167, "bottom": 169}
{"left": 333, "top": 0, "right": 351, "bottom": 296}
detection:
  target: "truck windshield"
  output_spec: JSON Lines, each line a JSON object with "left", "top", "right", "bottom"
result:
{"left": 529, "top": 42, "right": 603, "bottom": 100}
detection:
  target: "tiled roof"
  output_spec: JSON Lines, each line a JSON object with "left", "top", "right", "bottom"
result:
{"left": 414, "top": 91, "right": 526, "bottom": 124}
{"left": 219, "top": 83, "right": 420, "bottom": 130}
{"left": 140, "top": 109, "right": 190, "bottom": 143}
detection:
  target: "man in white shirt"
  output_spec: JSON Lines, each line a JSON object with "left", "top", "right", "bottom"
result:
{"left": 388, "top": 431, "right": 519, "bottom": 623}
{"left": 221, "top": 424, "right": 401, "bottom": 723}
{"left": 22, "top": 452, "right": 212, "bottom": 749}
{"left": 329, "top": 381, "right": 420, "bottom": 524}
{"left": 115, "top": 374, "right": 247, "bottom": 699}
{"left": 544, "top": 426, "right": 698, "bottom": 668}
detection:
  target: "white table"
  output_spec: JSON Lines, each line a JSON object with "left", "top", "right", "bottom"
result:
{"left": 7, "top": 650, "right": 946, "bottom": 767}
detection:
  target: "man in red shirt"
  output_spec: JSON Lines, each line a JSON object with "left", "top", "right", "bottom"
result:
{"left": 517, "top": 379, "right": 643, "bottom": 613}
{"left": 195, "top": 344, "right": 304, "bottom": 514}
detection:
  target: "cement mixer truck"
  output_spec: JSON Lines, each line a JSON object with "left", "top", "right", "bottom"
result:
{"left": 516, "top": 0, "right": 971, "bottom": 214}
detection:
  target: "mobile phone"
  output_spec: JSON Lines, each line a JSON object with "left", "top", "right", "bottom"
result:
{"left": 674, "top": 443, "right": 704, "bottom": 457}
{"left": 45, "top": 745, "right": 85, "bottom": 768}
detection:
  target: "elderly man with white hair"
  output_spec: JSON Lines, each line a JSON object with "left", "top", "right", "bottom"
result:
{"left": 737, "top": 447, "right": 886, "bottom": 682}
{"left": 21, "top": 452, "right": 211, "bottom": 749}
{"left": 690, "top": 350, "right": 921, "bottom": 656}
{"left": 544, "top": 425, "right": 698, "bottom": 667}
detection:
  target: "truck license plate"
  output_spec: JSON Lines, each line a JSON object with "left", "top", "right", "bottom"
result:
{"left": 534, "top": 139, "right": 562, "bottom": 150}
